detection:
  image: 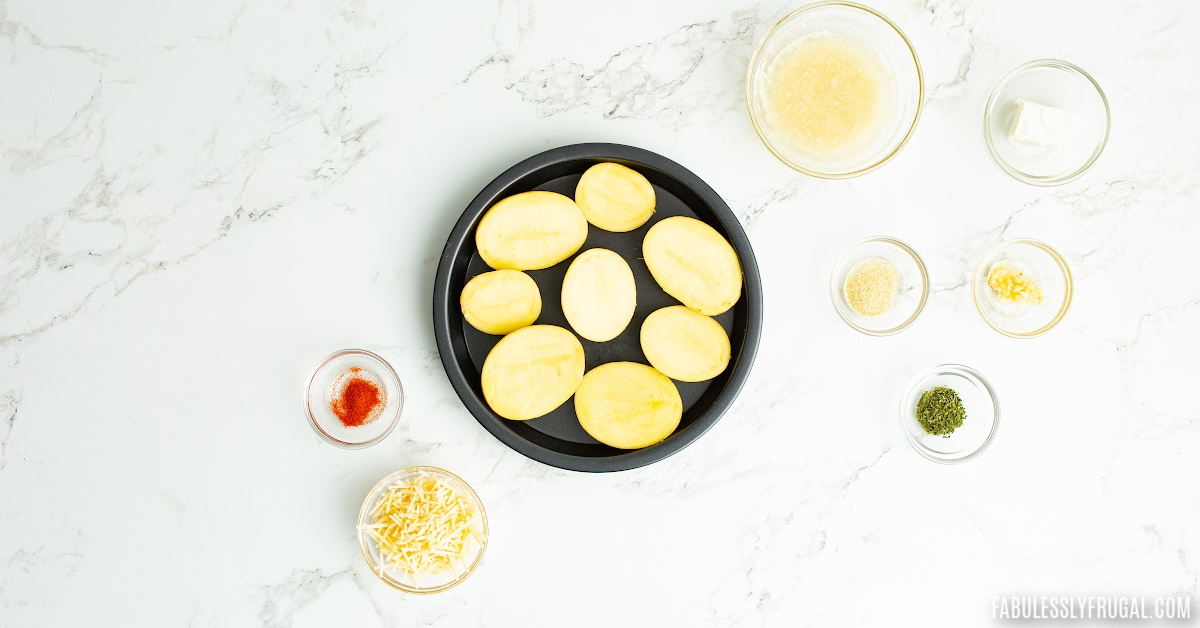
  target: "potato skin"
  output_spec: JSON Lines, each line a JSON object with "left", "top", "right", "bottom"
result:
{"left": 574, "top": 162, "right": 656, "bottom": 232}
{"left": 640, "top": 305, "right": 730, "bottom": 382}
{"left": 574, "top": 362, "right": 682, "bottom": 449}
{"left": 561, "top": 249, "right": 637, "bottom": 342}
{"left": 460, "top": 269, "right": 542, "bottom": 335}
{"left": 481, "top": 325, "right": 585, "bottom": 421}
{"left": 642, "top": 216, "right": 742, "bottom": 316}
{"left": 476, "top": 191, "right": 588, "bottom": 270}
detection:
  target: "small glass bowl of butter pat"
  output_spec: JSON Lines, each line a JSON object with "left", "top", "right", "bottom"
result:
{"left": 983, "top": 59, "right": 1110, "bottom": 186}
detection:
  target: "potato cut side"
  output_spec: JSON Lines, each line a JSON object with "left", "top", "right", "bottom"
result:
{"left": 642, "top": 216, "right": 742, "bottom": 316}
{"left": 460, "top": 269, "right": 542, "bottom": 335}
{"left": 475, "top": 191, "right": 588, "bottom": 270}
{"left": 640, "top": 306, "right": 731, "bottom": 382}
{"left": 481, "top": 325, "right": 585, "bottom": 421}
{"left": 561, "top": 249, "right": 637, "bottom": 342}
{"left": 574, "top": 162, "right": 656, "bottom": 232}
{"left": 574, "top": 362, "right": 682, "bottom": 449}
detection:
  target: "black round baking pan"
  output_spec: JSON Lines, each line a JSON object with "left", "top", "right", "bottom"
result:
{"left": 433, "top": 143, "right": 763, "bottom": 472}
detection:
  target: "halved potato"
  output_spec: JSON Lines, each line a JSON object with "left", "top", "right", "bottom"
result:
{"left": 476, "top": 191, "right": 588, "bottom": 270}
{"left": 481, "top": 325, "right": 584, "bottom": 421}
{"left": 642, "top": 216, "right": 742, "bottom": 316}
{"left": 574, "top": 362, "right": 682, "bottom": 449}
{"left": 460, "top": 270, "right": 542, "bottom": 335}
{"left": 561, "top": 249, "right": 636, "bottom": 342}
{"left": 574, "top": 162, "right": 656, "bottom": 232}
{"left": 640, "top": 306, "right": 730, "bottom": 382}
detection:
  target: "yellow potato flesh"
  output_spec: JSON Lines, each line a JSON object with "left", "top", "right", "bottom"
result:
{"left": 574, "top": 162, "right": 656, "bottom": 232}
{"left": 476, "top": 191, "right": 588, "bottom": 271}
{"left": 574, "top": 362, "right": 682, "bottom": 449}
{"left": 640, "top": 306, "right": 731, "bottom": 382}
{"left": 481, "top": 325, "right": 584, "bottom": 421}
{"left": 561, "top": 249, "right": 637, "bottom": 342}
{"left": 460, "top": 270, "right": 542, "bottom": 335}
{"left": 642, "top": 216, "right": 742, "bottom": 316}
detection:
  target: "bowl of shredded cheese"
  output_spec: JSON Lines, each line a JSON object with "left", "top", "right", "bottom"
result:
{"left": 356, "top": 467, "right": 488, "bottom": 593}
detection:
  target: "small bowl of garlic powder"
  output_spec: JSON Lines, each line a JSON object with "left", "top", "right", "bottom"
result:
{"left": 829, "top": 236, "right": 928, "bottom": 335}
{"left": 972, "top": 239, "right": 1072, "bottom": 338}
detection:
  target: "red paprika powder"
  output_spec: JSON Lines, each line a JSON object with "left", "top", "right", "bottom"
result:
{"left": 330, "top": 367, "right": 385, "bottom": 427}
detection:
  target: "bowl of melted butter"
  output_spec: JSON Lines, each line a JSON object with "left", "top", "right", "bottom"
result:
{"left": 747, "top": 2, "right": 923, "bottom": 178}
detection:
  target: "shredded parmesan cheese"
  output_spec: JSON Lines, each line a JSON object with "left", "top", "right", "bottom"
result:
{"left": 358, "top": 473, "right": 482, "bottom": 583}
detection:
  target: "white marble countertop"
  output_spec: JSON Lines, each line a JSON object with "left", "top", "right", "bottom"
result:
{"left": 2, "top": 0, "right": 1198, "bottom": 625}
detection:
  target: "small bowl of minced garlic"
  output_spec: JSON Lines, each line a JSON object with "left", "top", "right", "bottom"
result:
{"left": 972, "top": 239, "right": 1072, "bottom": 338}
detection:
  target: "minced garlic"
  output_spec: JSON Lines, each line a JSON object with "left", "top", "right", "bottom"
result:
{"left": 843, "top": 257, "right": 899, "bottom": 317}
{"left": 986, "top": 260, "right": 1043, "bottom": 306}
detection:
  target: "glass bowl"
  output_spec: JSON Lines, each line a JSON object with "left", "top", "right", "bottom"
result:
{"left": 983, "top": 59, "right": 1110, "bottom": 186}
{"left": 900, "top": 364, "right": 999, "bottom": 464}
{"left": 972, "top": 239, "right": 1072, "bottom": 338}
{"left": 746, "top": 1, "right": 923, "bottom": 178}
{"left": 829, "top": 236, "right": 928, "bottom": 335}
{"left": 357, "top": 467, "right": 488, "bottom": 594}
{"left": 304, "top": 349, "right": 404, "bottom": 448}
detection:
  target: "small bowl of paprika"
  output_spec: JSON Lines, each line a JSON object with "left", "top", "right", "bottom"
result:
{"left": 305, "top": 348, "right": 404, "bottom": 448}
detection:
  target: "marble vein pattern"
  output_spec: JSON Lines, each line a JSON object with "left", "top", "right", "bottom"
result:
{"left": 1, "top": 0, "right": 1198, "bottom": 626}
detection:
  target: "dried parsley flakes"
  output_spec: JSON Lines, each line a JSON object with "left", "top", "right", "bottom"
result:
{"left": 916, "top": 386, "right": 966, "bottom": 437}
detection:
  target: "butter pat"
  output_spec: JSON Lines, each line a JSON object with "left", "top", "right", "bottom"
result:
{"left": 1008, "top": 99, "right": 1080, "bottom": 147}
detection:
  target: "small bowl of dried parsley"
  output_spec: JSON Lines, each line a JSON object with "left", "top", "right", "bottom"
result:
{"left": 899, "top": 364, "right": 999, "bottom": 463}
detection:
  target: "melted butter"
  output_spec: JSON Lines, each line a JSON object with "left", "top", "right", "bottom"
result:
{"left": 766, "top": 33, "right": 886, "bottom": 157}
